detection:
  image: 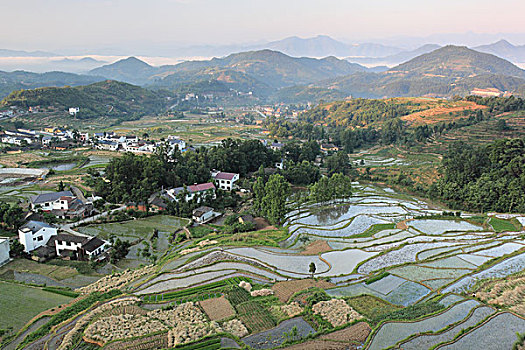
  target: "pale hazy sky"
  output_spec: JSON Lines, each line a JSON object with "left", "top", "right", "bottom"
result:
{"left": 2, "top": 0, "right": 525, "bottom": 52}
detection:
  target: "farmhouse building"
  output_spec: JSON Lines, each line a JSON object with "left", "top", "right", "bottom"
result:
{"left": 18, "top": 220, "right": 58, "bottom": 253}
{"left": 192, "top": 206, "right": 216, "bottom": 224}
{"left": 164, "top": 183, "right": 216, "bottom": 203}
{"left": 211, "top": 171, "right": 239, "bottom": 191}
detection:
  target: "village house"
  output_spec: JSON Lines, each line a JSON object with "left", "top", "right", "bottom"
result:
{"left": 29, "top": 191, "right": 92, "bottom": 219}
{"left": 320, "top": 143, "right": 340, "bottom": 153}
{"left": 0, "top": 238, "right": 10, "bottom": 266}
{"left": 269, "top": 142, "right": 284, "bottom": 151}
{"left": 211, "top": 171, "right": 239, "bottom": 191}
{"left": 192, "top": 206, "right": 216, "bottom": 224}
{"left": 52, "top": 234, "right": 109, "bottom": 259}
{"left": 18, "top": 220, "right": 58, "bottom": 253}
{"left": 96, "top": 140, "right": 119, "bottom": 151}
{"left": 163, "top": 182, "right": 216, "bottom": 203}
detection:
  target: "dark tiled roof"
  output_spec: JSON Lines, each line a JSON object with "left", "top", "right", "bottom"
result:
{"left": 82, "top": 237, "right": 105, "bottom": 252}
{"left": 20, "top": 220, "right": 54, "bottom": 233}
{"left": 55, "top": 234, "right": 87, "bottom": 244}
{"left": 30, "top": 191, "right": 74, "bottom": 204}
{"left": 214, "top": 172, "right": 238, "bottom": 181}
{"left": 192, "top": 206, "right": 213, "bottom": 217}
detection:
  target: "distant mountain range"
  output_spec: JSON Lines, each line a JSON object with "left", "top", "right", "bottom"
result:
{"left": 89, "top": 50, "right": 372, "bottom": 95}
{"left": 299, "top": 45, "right": 525, "bottom": 100}
{"left": 2, "top": 45, "right": 525, "bottom": 108}
{"left": 0, "top": 49, "right": 58, "bottom": 57}
{"left": 262, "top": 35, "right": 403, "bottom": 58}
{"left": 473, "top": 40, "right": 525, "bottom": 63}
{"left": 346, "top": 44, "right": 442, "bottom": 66}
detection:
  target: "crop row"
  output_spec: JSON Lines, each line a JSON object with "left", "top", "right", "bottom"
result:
{"left": 172, "top": 336, "right": 221, "bottom": 350}
{"left": 143, "top": 277, "right": 251, "bottom": 302}
{"left": 236, "top": 301, "right": 276, "bottom": 333}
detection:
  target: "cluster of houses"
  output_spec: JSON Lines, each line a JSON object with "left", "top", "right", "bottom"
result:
{"left": 0, "top": 127, "right": 189, "bottom": 156}
{"left": 0, "top": 127, "right": 84, "bottom": 147}
{"left": 94, "top": 133, "right": 187, "bottom": 155}
{"left": 18, "top": 220, "right": 108, "bottom": 261}
{"left": 11, "top": 187, "right": 109, "bottom": 261}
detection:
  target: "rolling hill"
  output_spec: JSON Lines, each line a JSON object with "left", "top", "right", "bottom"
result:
{"left": 347, "top": 44, "right": 441, "bottom": 66}
{"left": 0, "top": 70, "right": 105, "bottom": 99}
{"left": 474, "top": 40, "right": 525, "bottom": 63}
{"left": 390, "top": 45, "right": 525, "bottom": 78}
{"left": 295, "top": 46, "right": 525, "bottom": 100}
{"left": 0, "top": 80, "right": 169, "bottom": 119}
{"left": 89, "top": 50, "right": 370, "bottom": 96}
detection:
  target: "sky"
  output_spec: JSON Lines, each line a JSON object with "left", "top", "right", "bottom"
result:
{"left": 1, "top": 0, "right": 525, "bottom": 53}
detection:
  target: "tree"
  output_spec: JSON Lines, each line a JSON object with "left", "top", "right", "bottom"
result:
{"left": 308, "top": 176, "right": 333, "bottom": 203}
{"left": 10, "top": 240, "right": 25, "bottom": 257}
{"left": 329, "top": 173, "right": 352, "bottom": 201}
{"left": 325, "top": 152, "right": 350, "bottom": 176}
{"left": 110, "top": 238, "right": 131, "bottom": 263}
{"left": 309, "top": 262, "right": 316, "bottom": 278}
{"left": 57, "top": 181, "right": 65, "bottom": 192}
{"left": 260, "top": 174, "right": 290, "bottom": 225}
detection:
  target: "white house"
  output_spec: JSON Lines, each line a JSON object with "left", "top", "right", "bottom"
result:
{"left": 96, "top": 140, "right": 119, "bottom": 151}
{"left": 211, "top": 171, "right": 239, "bottom": 191}
{"left": 69, "top": 107, "right": 80, "bottom": 116}
{"left": 54, "top": 234, "right": 85, "bottom": 257}
{"left": 164, "top": 182, "right": 216, "bottom": 203}
{"left": 18, "top": 221, "right": 57, "bottom": 253}
{"left": 0, "top": 238, "right": 10, "bottom": 266}
{"left": 82, "top": 237, "right": 109, "bottom": 258}
{"left": 53, "top": 234, "right": 109, "bottom": 259}
{"left": 166, "top": 137, "right": 186, "bottom": 153}
{"left": 29, "top": 190, "right": 75, "bottom": 211}
{"left": 192, "top": 206, "right": 216, "bottom": 224}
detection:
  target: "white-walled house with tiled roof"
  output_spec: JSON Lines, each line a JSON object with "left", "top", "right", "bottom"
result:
{"left": 211, "top": 170, "right": 239, "bottom": 191}
{"left": 18, "top": 220, "right": 58, "bottom": 253}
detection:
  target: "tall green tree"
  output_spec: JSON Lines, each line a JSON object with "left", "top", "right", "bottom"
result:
{"left": 260, "top": 174, "right": 290, "bottom": 225}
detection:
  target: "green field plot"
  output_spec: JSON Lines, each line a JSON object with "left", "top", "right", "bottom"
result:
{"left": 0, "top": 281, "right": 73, "bottom": 334}
{"left": 489, "top": 217, "right": 521, "bottom": 233}
{"left": 236, "top": 301, "right": 276, "bottom": 333}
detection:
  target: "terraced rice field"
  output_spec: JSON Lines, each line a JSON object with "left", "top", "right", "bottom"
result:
{"left": 71, "top": 183, "right": 525, "bottom": 350}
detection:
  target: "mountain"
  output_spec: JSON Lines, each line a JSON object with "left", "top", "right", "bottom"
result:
{"left": 0, "top": 49, "right": 58, "bottom": 57}
{"left": 390, "top": 45, "right": 525, "bottom": 78}
{"left": 50, "top": 57, "right": 107, "bottom": 72}
{"left": 292, "top": 46, "right": 525, "bottom": 100}
{"left": 0, "top": 70, "right": 105, "bottom": 99}
{"left": 89, "top": 50, "right": 370, "bottom": 96}
{"left": 264, "top": 36, "right": 404, "bottom": 58}
{"left": 474, "top": 40, "right": 525, "bottom": 63}
{"left": 347, "top": 44, "right": 441, "bottom": 66}
{"left": 264, "top": 35, "right": 356, "bottom": 57}
{"left": 89, "top": 57, "right": 158, "bottom": 85}
{"left": 1, "top": 80, "right": 169, "bottom": 119}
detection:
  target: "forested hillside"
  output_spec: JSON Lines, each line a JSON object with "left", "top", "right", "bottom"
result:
{"left": 1, "top": 80, "right": 170, "bottom": 119}
{"left": 433, "top": 138, "right": 525, "bottom": 212}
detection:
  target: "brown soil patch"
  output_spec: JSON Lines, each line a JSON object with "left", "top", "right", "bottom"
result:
{"left": 320, "top": 322, "right": 371, "bottom": 343}
{"left": 301, "top": 240, "right": 332, "bottom": 255}
{"left": 254, "top": 217, "right": 277, "bottom": 230}
{"left": 199, "top": 296, "right": 235, "bottom": 321}
{"left": 272, "top": 279, "right": 336, "bottom": 303}
{"left": 282, "top": 340, "right": 356, "bottom": 350}
{"left": 400, "top": 101, "right": 486, "bottom": 127}
{"left": 396, "top": 220, "right": 409, "bottom": 230}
